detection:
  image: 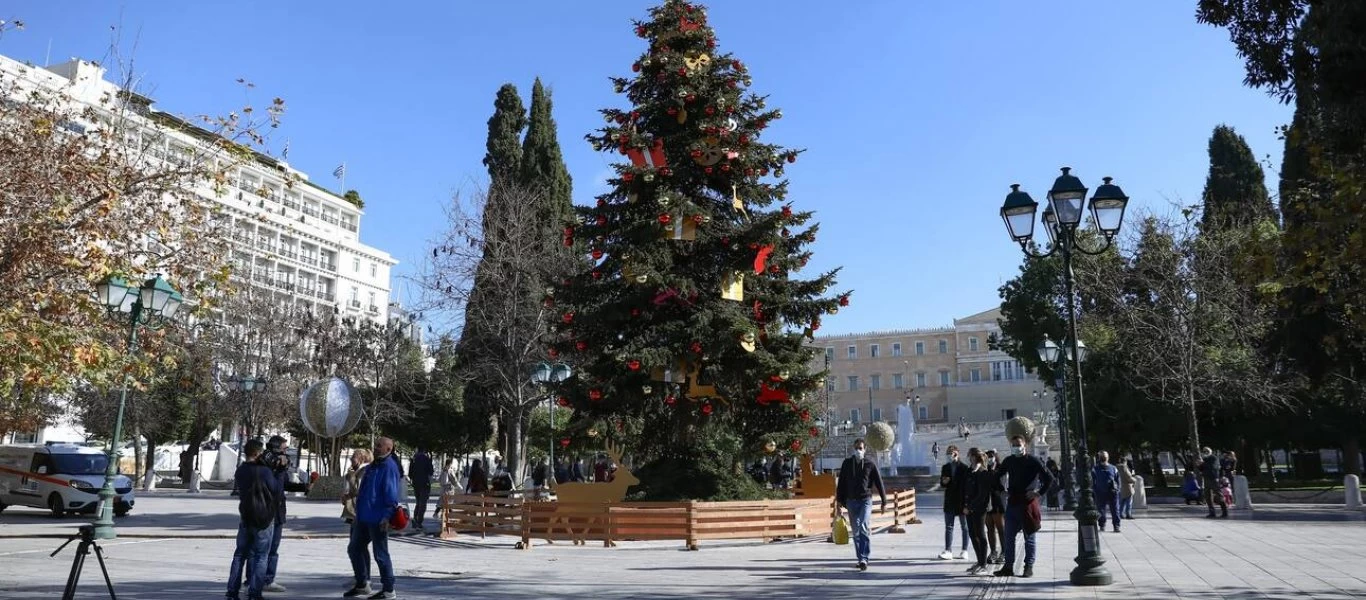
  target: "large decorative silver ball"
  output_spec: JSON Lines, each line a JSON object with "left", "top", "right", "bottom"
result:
{"left": 865, "top": 422, "right": 895, "bottom": 452}
{"left": 298, "top": 377, "right": 363, "bottom": 438}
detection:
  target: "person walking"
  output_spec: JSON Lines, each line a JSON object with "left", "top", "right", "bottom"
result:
{"left": 571, "top": 457, "right": 586, "bottom": 482}
{"left": 836, "top": 438, "right": 886, "bottom": 572}
{"left": 932, "top": 442, "right": 940, "bottom": 465}
{"left": 465, "top": 459, "right": 489, "bottom": 494}
{"left": 994, "top": 418, "right": 1054, "bottom": 579}
{"left": 938, "top": 445, "right": 969, "bottom": 560}
{"left": 436, "top": 457, "right": 459, "bottom": 520}
{"left": 962, "top": 448, "right": 995, "bottom": 576}
{"left": 345, "top": 437, "right": 402, "bottom": 599}
{"left": 1201, "top": 447, "right": 1229, "bottom": 519}
{"left": 1092, "top": 451, "right": 1121, "bottom": 533}
{"left": 1118, "top": 458, "right": 1137, "bottom": 520}
{"left": 984, "top": 449, "right": 1006, "bottom": 564}
{"left": 1044, "top": 458, "right": 1062, "bottom": 510}
{"left": 225, "top": 439, "right": 282, "bottom": 600}
{"left": 407, "top": 447, "right": 433, "bottom": 530}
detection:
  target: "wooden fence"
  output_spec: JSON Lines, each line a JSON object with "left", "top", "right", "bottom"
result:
{"left": 439, "top": 489, "right": 918, "bottom": 550}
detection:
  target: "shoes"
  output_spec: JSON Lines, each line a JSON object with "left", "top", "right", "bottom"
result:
{"left": 992, "top": 566, "right": 1014, "bottom": 577}
{"left": 955, "top": 551, "right": 968, "bottom": 560}
{"left": 990, "top": 553, "right": 1004, "bottom": 564}
{"left": 343, "top": 585, "right": 372, "bottom": 598}
{"left": 1113, "top": 526, "right": 1120, "bottom": 533}
{"left": 1205, "top": 513, "right": 1217, "bottom": 518}
{"left": 857, "top": 562, "right": 868, "bottom": 571}
{"left": 366, "top": 592, "right": 397, "bottom": 600}
{"left": 264, "top": 583, "right": 287, "bottom": 593}
{"left": 938, "top": 550, "right": 954, "bottom": 560}
{"left": 967, "top": 565, "right": 987, "bottom": 575}
{"left": 1022, "top": 564, "right": 1034, "bottom": 578}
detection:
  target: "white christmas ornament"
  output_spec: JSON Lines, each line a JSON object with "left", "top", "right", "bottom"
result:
{"left": 299, "top": 377, "right": 363, "bottom": 438}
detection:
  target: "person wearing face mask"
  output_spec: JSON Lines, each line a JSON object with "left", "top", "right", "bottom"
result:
{"left": 938, "top": 445, "right": 970, "bottom": 560}
{"left": 983, "top": 449, "right": 1006, "bottom": 564}
{"left": 1200, "top": 447, "right": 1228, "bottom": 519}
{"left": 993, "top": 418, "right": 1054, "bottom": 578}
{"left": 961, "top": 448, "right": 997, "bottom": 575}
{"left": 836, "top": 439, "right": 886, "bottom": 571}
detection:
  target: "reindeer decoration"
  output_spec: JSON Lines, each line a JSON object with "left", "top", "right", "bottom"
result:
{"left": 796, "top": 454, "right": 836, "bottom": 498}
{"left": 546, "top": 440, "right": 639, "bottom": 546}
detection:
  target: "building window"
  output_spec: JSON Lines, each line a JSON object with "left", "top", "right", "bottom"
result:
{"left": 870, "top": 374, "right": 881, "bottom": 390}
{"left": 918, "top": 406, "right": 928, "bottom": 420}
{"left": 825, "top": 347, "right": 834, "bottom": 361}
{"left": 826, "top": 379, "right": 836, "bottom": 392}
{"left": 971, "top": 368, "right": 982, "bottom": 382}
{"left": 352, "top": 258, "right": 360, "bottom": 273}
{"left": 939, "top": 370, "right": 951, "bottom": 386}
{"left": 917, "top": 372, "right": 927, "bottom": 387}
{"left": 850, "top": 408, "right": 861, "bottom": 424}
{"left": 870, "top": 344, "right": 880, "bottom": 358}
{"left": 969, "top": 337, "right": 979, "bottom": 352}
{"left": 892, "top": 373, "right": 904, "bottom": 389}
{"left": 1004, "top": 361, "right": 1015, "bottom": 381}
{"left": 1002, "top": 409, "right": 1017, "bottom": 420}
{"left": 368, "top": 291, "right": 376, "bottom": 309}
{"left": 847, "top": 346, "right": 857, "bottom": 360}
{"left": 847, "top": 375, "right": 859, "bottom": 391}
{"left": 370, "top": 263, "right": 377, "bottom": 278}
{"left": 892, "top": 343, "right": 902, "bottom": 357}
{"left": 915, "top": 341, "right": 925, "bottom": 355}
{"left": 6, "top": 431, "right": 38, "bottom": 444}
{"left": 872, "top": 408, "right": 882, "bottom": 422}
{"left": 942, "top": 405, "right": 950, "bottom": 419}
{"left": 939, "top": 340, "right": 948, "bottom": 353}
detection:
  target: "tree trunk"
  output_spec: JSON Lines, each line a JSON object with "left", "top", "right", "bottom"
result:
{"left": 142, "top": 434, "right": 158, "bottom": 491}
{"left": 1184, "top": 382, "right": 1201, "bottom": 457}
{"left": 1240, "top": 438, "right": 1260, "bottom": 478}
{"left": 1343, "top": 438, "right": 1362, "bottom": 476}
{"left": 506, "top": 410, "right": 524, "bottom": 482}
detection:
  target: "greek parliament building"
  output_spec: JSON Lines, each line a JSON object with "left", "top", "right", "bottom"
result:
{"left": 808, "top": 308, "right": 1042, "bottom": 429}
{"left": 0, "top": 54, "right": 397, "bottom": 445}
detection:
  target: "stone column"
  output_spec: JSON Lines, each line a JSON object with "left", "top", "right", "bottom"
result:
{"left": 1234, "top": 474, "right": 1253, "bottom": 510}
{"left": 1346, "top": 474, "right": 1362, "bottom": 509}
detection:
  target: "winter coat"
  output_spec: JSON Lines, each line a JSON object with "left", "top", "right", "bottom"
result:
{"left": 1118, "top": 462, "right": 1136, "bottom": 499}
{"left": 355, "top": 453, "right": 402, "bottom": 526}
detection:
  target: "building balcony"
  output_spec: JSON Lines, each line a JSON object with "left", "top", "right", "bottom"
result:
{"left": 277, "top": 248, "right": 298, "bottom": 260}
{"left": 299, "top": 256, "right": 317, "bottom": 267}
{"left": 315, "top": 290, "right": 334, "bottom": 302}
{"left": 367, "top": 305, "right": 379, "bottom": 314}
{"left": 321, "top": 262, "right": 337, "bottom": 272}
{"left": 302, "top": 207, "right": 319, "bottom": 218}
{"left": 283, "top": 200, "right": 299, "bottom": 211}
{"left": 344, "top": 222, "right": 358, "bottom": 232}
{"left": 348, "top": 299, "right": 362, "bottom": 309}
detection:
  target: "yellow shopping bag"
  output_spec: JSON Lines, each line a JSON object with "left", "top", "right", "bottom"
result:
{"left": 833, "top": 515, "right": 850, "bottom": 545}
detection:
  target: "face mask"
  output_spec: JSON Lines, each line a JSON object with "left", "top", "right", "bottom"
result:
{"left": 949, "top": 454, "right": 958, "bottom": 463}
{"left": 1011, "top": 446, "right": 1025, "bottom": 456}
{"left": 988, "top": 458, "right": 997, "bottom": 468}
{"left": 853, "top": 449, "right": 865, "bottom": 459}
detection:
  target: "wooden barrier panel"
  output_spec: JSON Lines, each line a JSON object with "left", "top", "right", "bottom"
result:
{"left": 439, "top": 493, "right": 525, "bottom": 539}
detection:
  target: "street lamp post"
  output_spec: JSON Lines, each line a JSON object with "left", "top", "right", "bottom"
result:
{"left": 92, "top": 275, "right": 183, "bottom": 540}
{"left": 1000, "top": 167, "right": 1129, "bottom": 587}
{"left": 531, "top": 362, "right": 572, "bottom": 478}
{"left": 231, "top": 375, "right": 269, "bottom": 466}
{"left": 1038, "top": 337, "right": 1077, "bottom": 511}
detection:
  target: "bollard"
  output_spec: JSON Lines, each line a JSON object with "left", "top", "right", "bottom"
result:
{"left": 1346, "top": 475, "right": 1362, "bottom": 509}
{"left": 1133, "top": 475, "right": 1147, "bottom": 510}
{"left": 1234, "top": 474, "right": 1253, "bottom": 510}
{"left": 187, "top": 469, "right": 202, "bottom": 493}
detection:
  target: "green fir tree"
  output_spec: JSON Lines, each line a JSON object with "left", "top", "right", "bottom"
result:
{"left": 1199, "top": 124, "right": 1274, "bottom": 231}
{"left": 520, "top": 78, "right": 575, "bottom": 228}
{"left": 549, "top": 0, "right": 846, "bottom": 500}
{"left": 483, "top": 83, "right": 527, "bottom": 188}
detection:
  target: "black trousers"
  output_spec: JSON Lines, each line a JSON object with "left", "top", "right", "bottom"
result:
{"left": 413, "top": 483, "right": 431, "bottom": 523}
{"left": 966, "top": 511, "right": 988, "bottom": 567}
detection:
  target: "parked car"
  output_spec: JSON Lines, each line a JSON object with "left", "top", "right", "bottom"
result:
{"left": 0, "top": 443, "right": 135, "bottom": 517}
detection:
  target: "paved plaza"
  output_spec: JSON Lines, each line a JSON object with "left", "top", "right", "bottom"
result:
{"left": 1, "top": 491, "right": 1363, "bottom": 599}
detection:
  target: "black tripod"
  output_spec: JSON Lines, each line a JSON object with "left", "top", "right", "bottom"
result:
{"left": 51, "top": 524, "right": 117, "bottom": 600}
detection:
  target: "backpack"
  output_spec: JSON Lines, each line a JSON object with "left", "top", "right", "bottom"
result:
{"left": 1093, "top": 464, "right": 1118, "bottom": 495}
{"left": 244, "top": 466, "right": 275, "bottom": 530}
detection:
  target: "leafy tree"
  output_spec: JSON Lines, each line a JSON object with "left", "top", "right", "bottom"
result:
{"left": 551, "top": 1, "right": 843, "bottom": 500}
{"left": 519, "top": 78, "right": 575, "bottom": 228}
{"left": 1199, "top": 125, "right": 1274, "bottom": 231}
{"left": 342, "top": 190, "right": 364, "bottom": 209}
{"left": 482, "top": 83, "right": 526, "bottom": 188}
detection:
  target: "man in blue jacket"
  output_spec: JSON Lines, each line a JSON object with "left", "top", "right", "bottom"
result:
{"left": 346, "top": 437, "right": 402, "bottom": 599}
{"left": 225, "top": 439, "right": 281, "bottom": 600}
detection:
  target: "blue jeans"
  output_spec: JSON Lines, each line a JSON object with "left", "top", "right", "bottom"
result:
{"left": 1002, "top": 504, "right": 1036, "bottom": 568}
{"left": 226, "top": 521, "right": 274, "bottom": 599}
{"left": 1119, "top": 495, "right": 1134, "bottom": 518}
{"left": 264, "top": 518, "right": 283, "bottom": 584}
{"left": 348, "top": 521, "right": 394, "bottom": 592}
{"left": 944, "top": 511, "right": 968, "bottom": 552}
{"left": 846, "top": 498, "right": 872, "bottom": 563}
{"left": 1096, "top": 492, "right": 1121, "bottom": 529}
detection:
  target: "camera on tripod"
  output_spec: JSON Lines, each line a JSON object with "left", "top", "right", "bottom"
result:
{"left": 52, "top": 524, "right": 116, "bottom": 600}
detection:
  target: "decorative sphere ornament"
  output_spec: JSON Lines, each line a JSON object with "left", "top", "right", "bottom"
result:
{"left": 764, "top": 440, "right": 777, "bottom": 454}
{"left": 587, "top": 428, "right": 600, "bottom": 438}
{"left": 298, "top": 377, "right": 363, "bottom": 438}
{"left": 865, "top": 422, "right": 895, "bottom": 452}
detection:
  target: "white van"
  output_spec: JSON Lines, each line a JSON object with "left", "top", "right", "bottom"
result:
{"left": 0, "top": 443, "right": 135, "bottom": 517}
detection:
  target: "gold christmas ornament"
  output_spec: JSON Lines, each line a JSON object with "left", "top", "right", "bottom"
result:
{"left": 777, "top": 370, "right": 790, "bottom": 380}
{"left": 764, "top": 440, "right": 777, "bottom": 454}
{"left": 721, "top": 271, "right": 744, "bottom": 301}
{"left": 587, "top": 428, "right": 600, "bottom": 438}
{"left": 739, "top": 331, "right": 757, "bottom": 352}
{"left": 676, "top": 107, "right": 688, "bottom": 124}
{"left": 684, "top": 53, "right": 712, "bottom": 72}
{"left": 642, "top": 385, "right": 653, "bottom": 395}
{"left": 634, "top": 274, "right": 650, "bottom": 284}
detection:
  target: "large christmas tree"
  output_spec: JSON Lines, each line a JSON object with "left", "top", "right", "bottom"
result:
{"left": 551, "top": 0, "right": 846, "bottom": 500}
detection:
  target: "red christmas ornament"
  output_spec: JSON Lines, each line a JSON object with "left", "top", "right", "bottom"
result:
{"left": 790, "top": 440, "right": 803, "bottom": 451}
{"left": 690, "top": 149, "right": 703, "bottom": 158}
{"left": 627, "top": 359, "right": 641, "bottom": 371}
{"left": 589, "top": 389, "right": 603, "bottom": 401}
{"left": 720, "top": 164, "right": 730, "bottom": 172}
{"left": 809, "top": 427, "right": 820, "bottom": 438}
{"left": 678, "top": 67, "right": 687, "bottom": 76}
{"left": 591, "top": 249, "right": 604, "bottom": 260}
{"left": 615, "top": 114, "right": 627, "bottom": 124}
{"left": 667, "top": 107, "right": 678, "bottom": 116}
{"left": 707, "top": 38, "right": 716, "bottom": 49}
{"left": 839, "top": 295, "right": 850, "bottom": 307}
{"left": 658, "top": 213, "right": 672, "bottom": 224}
{"left": 701, "top": 403, "right": 713, "bottom": 415}
{"left": 557, "top": 396, "right": 570, "bottom": 407}
{"left": 575, "top": 341, "right": 588, "bottom": 351}
{"left": 720, "top": 236, "right": 730, "bottom": 245}
{"left": 769, "top": 374, "right": 783, "bottom": 382}
{"left": 768, "top": 264, "right": 780, "bottom": 274}
{"left": 760, "top": 168, "right": 769, "bottom": 176}
{"left": 733, "top": 60, "right": 744, "bottom": 70}
{"left": 782, "top": 205, "right": 793, "bottom": 218}
{"left": 758, "top": 120, "right": 768, "bottom": 129}
{"left": 630, "top": 308, "right": 641, "bottom": 317}
{"left": 543, "top": 297, "right": 554, "bottom": 308}
{"left": 659, "top": 167, "right": 672, "bottom": 176}
{"left": 636, "top": 24, "right": 647, "bottom": 37}
{"left": 631, "top": 110, "right": 640, "bottom": 120}
{"left": 705, "top": 106, "right": 715, "bottom": 115}
{"left": 728, "top": 80, "right": 738, "bottom": 89}
{"left": 800, "top": 410, "right": 811, "bottom": 422}
{"left": 691, "top": 341, "right": 703, "bottom": 354}
{"left": 787, "top": 153, "right": 797, "bottom": 163}
{"left": 548, "top": 348, "right": 560, "bottom": 359}
{"left": 692, "top": 214, "right": 705, "bottom": 225}
{"left": 739, "top": 135, "right": 749, "bottom": 145}
{"left": 812, "top": 318, "right": 821, "bottom": 331}
{"left": 632, "top": 63, "right": 641, "bottom": 72}
{"left": 560, "top": 437, "right": 571, "bottom": 448}
{"left": 665, "top": 395, "right": 677, "bottom": 406}
{"left": 744, "top": 168, "right": 754, "bottom": 176}
{"left": 562, "top": 312, "right": 574, "bottom": 324}
{"left": 596, "top": 215, "right": 608, "bottom": 226}
{"left": 623, "top": 173, "right": 634, "bottom": 182}
{"left": 685, "top": 94, "right": 696, "bottom": 103}
{"left": 596, "top": 199, "right": 607, "bottom": 208}
{"left": 563, "top": 237, "right": 573, "bottom": 248}
{"left": 591, "top": 270, "right": 602, "bottom": 280}
{"left": 704, "top": 167, "right": 713, "bottom": 174}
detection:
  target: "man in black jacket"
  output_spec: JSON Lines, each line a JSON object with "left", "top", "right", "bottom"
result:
{"left": 939, "top": 444, "right": 969, "bottom": 560}
{"left": 408, "top": 447, "right": 434, "bottom": 529}
{"left": 256, "top": 435, "right": 309, "bottom": 593}
{"left": 836, "top": 439, "right": 886, "bottom": 571}
{"left": 994, "top": 431, "right": 1054, "bottom": 578}
{"left": 225, "top": 439, "right": 282, "bottom": 600}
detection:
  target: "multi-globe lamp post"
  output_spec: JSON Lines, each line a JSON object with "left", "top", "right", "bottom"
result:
{"left": 230, "top": 375, "right": 269, "bottom": 465}
{"left": 999, "top": 167, "right": 1129, "bottom": 586}
{"left": 92, "top": 275, "right": 183, "bottom": 540}
{"left": 531, "top": 361, "right": 573, "bottom": 474}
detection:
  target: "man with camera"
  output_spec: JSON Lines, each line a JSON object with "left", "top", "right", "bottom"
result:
{"left": 252, "top": 435, "right": 310, "bottom": 593}
{"left": 225, "top": 439, "right": 281, "bottom": 600}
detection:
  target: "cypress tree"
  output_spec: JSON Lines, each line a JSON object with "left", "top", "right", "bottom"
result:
{"left": 483, "top": 84, "right": 527, "bottom": 188}
{"left": 519, "top": 78, "right": 574, "bottom": 228}
{"left": 1199, "top": 124, "right": 1274, "bottom": 232}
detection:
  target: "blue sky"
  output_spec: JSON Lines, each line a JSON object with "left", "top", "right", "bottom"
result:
{"left": 4, "top": 1, "right": 1290, "bottom": 335}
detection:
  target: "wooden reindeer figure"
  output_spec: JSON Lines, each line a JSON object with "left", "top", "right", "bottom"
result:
{"left": 547, "top": 440, "right": 639, "bottom": 546}
{"left": 796, "top": 454, "right": 836, "bottom": 499}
